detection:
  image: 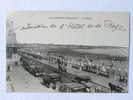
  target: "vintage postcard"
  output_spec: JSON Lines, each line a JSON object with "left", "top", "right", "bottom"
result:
{"left": 6, "top": 11, "right": 129, "bottom": 93}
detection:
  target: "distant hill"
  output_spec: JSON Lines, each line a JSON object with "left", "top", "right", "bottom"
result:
{"left": 15, "top": 43, "right": 128, "bottom": 58}
{"left": 16, "top": 43, "right": 127, "bottom": 49}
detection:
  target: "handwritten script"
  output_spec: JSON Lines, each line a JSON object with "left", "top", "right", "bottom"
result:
{"left": 20, "top": 20, "right": 126, "bottom": 32}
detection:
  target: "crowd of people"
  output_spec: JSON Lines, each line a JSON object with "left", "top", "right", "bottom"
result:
{"left": 47, "top": 53, "right": 128, "bottom": 85}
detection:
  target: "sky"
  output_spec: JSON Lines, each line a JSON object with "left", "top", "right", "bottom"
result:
{"left": 7, "top": 11, "right": 129, "bottom": 47}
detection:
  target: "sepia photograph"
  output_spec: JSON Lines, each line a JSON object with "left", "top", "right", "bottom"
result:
{"left": 6, "top": 11, "right": 129, "bottom": 93}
